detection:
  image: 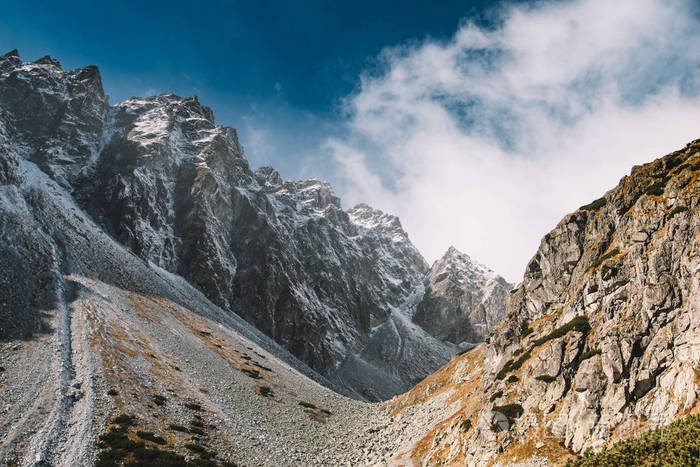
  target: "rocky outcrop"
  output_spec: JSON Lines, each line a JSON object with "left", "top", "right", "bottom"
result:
{"left": 0, "top": 51, "right": 437, "bottom": 394}
{"left": 413, "top": 246, "right": 512, "bottom": 345}
{"left": 379, "top": 140, "right": 700, "bottom": 465}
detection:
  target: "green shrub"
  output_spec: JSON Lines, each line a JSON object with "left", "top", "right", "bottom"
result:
{"left": 189, "top": 426, "right": 206, "bottom": 436}
{"left": 513, "top": 348, "right": 523, "bottom": 357}
{"left": 580, "top": 197, "right": 607, "bottom": 211}
{"left": 536, "top": 374, "right": 556, "bottom": 383}
{"left": 136, "top": 430, "right": 166, "bottom": 445}
{"left": 493, "top": 403, "right": 524, "bottom": 421}
{"left": 112, "top": 414, "right": 136, "bottom": 426}
{"left": 490, "top": 390, "right": 503, "bottom": 402}
{"left": 645, "top": 176, "right": 669, "bottom": 196}
{"left": 591, "top": 248, "right": 620, "bottom": 269}
{"left": 565, "top": 414, "right": 700, "bottom": 466}
{"left": 533, "top": 316, "right": 590, "bottom": 347}
{"left": 507, "top": 375, "right": 519, "bottom": 383}
{"left": 460, "top": 419, "right": 472, "bottom": 432}
{"left": 168, "top": 424, "right": 189, "bottom": 433}
{"left": 669, "top": 206, "right": 689, "bottom": 218}
{"left": 190, "top": 419, "right": 205, "bottom": 428}
{"left": 578, "top": 349, "right": 602, "bottom": 362}
{"left": 241, "top": 368, "right": 261, "bottom": 379}
{"left": 107, "top": 389, "right": 119, "bottom": 396}
{"left": 522, "top": 327, "right": 534, "bottom": 337}
{"left": 153, "top": 394, "right": 167, "bottom": 406}
{"left": 299, "top": 401, "right": 318, "bottom": 409}
{"left": 184, "top": 402, "right": 202, "bottom": 411}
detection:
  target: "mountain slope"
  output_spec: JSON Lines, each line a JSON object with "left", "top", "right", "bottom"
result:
{"left": 371, "top": 139, "right": 700, "bottom": 466}
{"left": 0, "top": 155, "right": 388, "bottom": 465}
{"left": 0, "top": 50, "right": 432, "bottom": 387}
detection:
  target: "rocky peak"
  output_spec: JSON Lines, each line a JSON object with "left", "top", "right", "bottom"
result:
{"left": 255, "top": 166, "right": 283, "bottom": 187}
{"left": 348, "top": 203, "right": 405, "bottom": 238}
{"left": 0, "top": 51, "right": 108, "bottom": 188}
{"left": 412, "top": 246, "right": 512, "bottom": 345}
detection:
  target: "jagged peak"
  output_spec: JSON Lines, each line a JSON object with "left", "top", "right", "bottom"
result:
{"left": 255, "top": 166, "right": 283, "bottom": 186}
{"left": 2, "top": 49, "right": 19, "bottom": 58}
{"left": 33, "top": 55, "right": 62, "bottom": 68}
{"left": 347, "top": 203, "right": 406, "bottom": 237}
{"left": 431, "top": 246, "right": 501, "bottom": 283}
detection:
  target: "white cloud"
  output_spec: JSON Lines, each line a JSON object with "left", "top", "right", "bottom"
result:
{"left": 327, "top": 0, "right": 700, "bottom": 282}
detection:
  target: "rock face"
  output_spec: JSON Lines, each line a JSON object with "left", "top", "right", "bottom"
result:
{"left": 378, "top": 140, "right": 700, "bottom": 466}
{"left": 413, "top": 246, "right": 513, "bottom": 345}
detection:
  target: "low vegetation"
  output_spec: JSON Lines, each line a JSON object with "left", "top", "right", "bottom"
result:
{"left": 645, "top": 176, "right": 670, "bottom": 196}
{"left": 565, "top": 415, "right": 700, "bottom": 466}
{"left": 535, "top": 374, "right": 556, "bottom": 383}
{"left": 578, "top": 349, "right": 602, "bottom": 362}
{"left": 497, "top": 316, "right": 590, "bottom": 380}
{"left": 580, "top": 197, "right": 607, "bottom": 211}
{"left": 490, "top": 390, "right": 503, "bottom": 402}
{"left": 668, "top": 206, "right": 688, "bottom": 218}
{"left": 591, "top": 248, "right": 620, "bottom": 269}
{"left": 153, "top": 395, "right": 168, "bottom": 406}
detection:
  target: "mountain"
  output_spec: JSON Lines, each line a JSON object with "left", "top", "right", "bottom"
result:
{"left": 368, "top": 139, "right": 700, "bottom": 465}
{"left": 0, "top": 49, "right": 511, "bottom": 408}
{"left": 0, "top": 50, "right": 429, "bottom": 378}
{"left": 413, "top": 246, "right": 513, "bottom": 345}
{"left": 329, "top": 245, "right": 512, "bottom": 401}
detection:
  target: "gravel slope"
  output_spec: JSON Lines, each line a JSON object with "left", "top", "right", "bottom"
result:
{"left": 0, "top": 160, "right": 389, "bottom": 466}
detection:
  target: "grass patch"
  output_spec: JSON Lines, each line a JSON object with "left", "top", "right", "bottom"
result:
{"left": 493, "top": 403, "right": 524, "bottom": 421}
{"left": 578, "top": 348, "right": 602, "bottom": 363}
{"left": 153, "top": 395, "right": 167, "bottom": 406}
{"left": 591, "top": 248, "right": 620, "bottom": 269}
{"left": 112, "top": 414, "right": 136, "bottom": 426}
{"left": 168, "top": 424, "right": 189, "bottom": 433}
{"left": 645, "top": 176, "right": 670, "bottom": 196}
{"left": 580, "top": 197, "right": 607, "bottom": 211}
{"left": 240, "top": 368, "right": 261, "bottom": 379}
{"left": 255, "top": 385, "right": 273, "bottom": 397}
{"left": 532, "top": 316, "right": 590, "bottom": 347}
{"left": 536, "top": 374, "right": 556, "bottom": 383}
{"left": 565, "top": 414, "right": 700, "bottom": 466}
{"left": 136, "top": 430, "right": 166, "bottom": 445}
{"left": 669, "top": 206, "right": 689, "bottom": 218}
{"left": 460, "top": 419, "right": 472, "bottom": 432}
{"left": 497, "top": 316, "right": 590, "bottom": 380}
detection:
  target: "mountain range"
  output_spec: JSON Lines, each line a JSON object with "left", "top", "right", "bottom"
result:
{"left": 0, "top": 50, "right": 698, "bottom": 466}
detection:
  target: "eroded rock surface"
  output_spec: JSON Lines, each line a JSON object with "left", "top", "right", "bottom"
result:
{"left": 379, "top": 140, "right": 700, "bottom": 466}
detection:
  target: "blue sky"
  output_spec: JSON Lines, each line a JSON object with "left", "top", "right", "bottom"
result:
{"left": 0, "top": 0, "right": 508, "bottom": 176}
{"left": 2, "top": 0, "right": 699, "bottom": 281}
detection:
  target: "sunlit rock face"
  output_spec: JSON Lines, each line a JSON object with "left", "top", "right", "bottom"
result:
{"left": 380, "top": 140, "right": 700, "bottom": 465}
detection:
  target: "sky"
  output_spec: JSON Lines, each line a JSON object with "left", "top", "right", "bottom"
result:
{"left": 2, "top": 0, "right": 699, "bottom": 282}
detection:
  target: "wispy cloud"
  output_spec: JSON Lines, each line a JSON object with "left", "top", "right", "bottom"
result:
{"left": 326, "top": 0, "right": 700, "bottom": 282}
